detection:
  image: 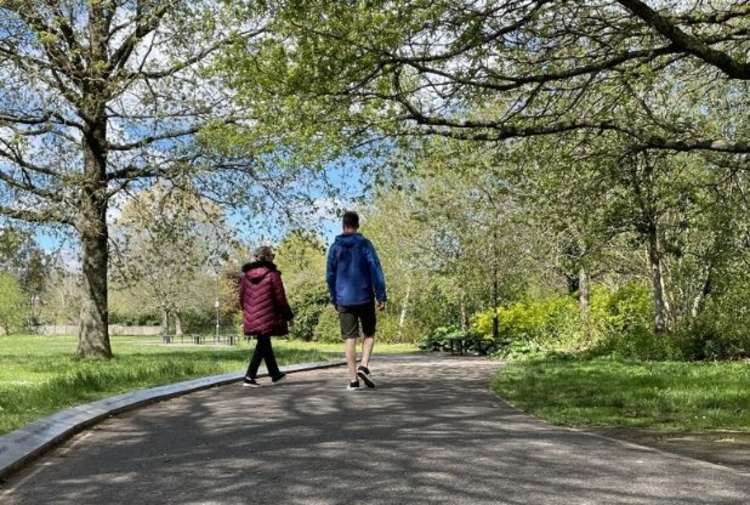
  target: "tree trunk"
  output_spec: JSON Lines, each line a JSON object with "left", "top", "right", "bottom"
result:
{"left": 174, "top": 311, "right": 184, "bottom": 337}
{"left": 630, "top": 156, "right": 671, "bottom": 335}
{"left": 578, "top": 265, "right": 589, "bottom": 316}
{"left": 646, "top": 225, "right": 668, "bottom": 335}
{"left": 76, "top": 207, "right": 112, "bottom": 358}
{"left": 690, "top": 268, "right": 713, "bottom": 319}
{"left": 566, "top": 273, "right": 580, "bottom": 294}
{"left": 397, "top": 281, "right": 411, "bottom": 341}
{"left": 491, "top": 229, "right": 499, "bottom": 341}
{"left": 460, "top": 297, "right": 467, "bottom": 331}
{"left": 59, "top": 284, "right": 66, "bottom": 325}
{"left": 160, "top": 306, "right": 170, "bottom": 335}
{"left": 75, "top": 102, "right": 112, "bottom": 359}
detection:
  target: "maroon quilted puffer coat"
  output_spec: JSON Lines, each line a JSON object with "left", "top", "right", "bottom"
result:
{"left": 239, "top": 261, "right": 294, "bottom": 336}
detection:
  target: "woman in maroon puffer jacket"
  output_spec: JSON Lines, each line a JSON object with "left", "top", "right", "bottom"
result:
{"left": 239, "top": 246, "right": 294, "bottom": 387}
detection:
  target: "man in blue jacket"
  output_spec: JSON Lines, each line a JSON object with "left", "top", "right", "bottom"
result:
{"left": 326, "top": 211, "right": 387, "bottom": 391}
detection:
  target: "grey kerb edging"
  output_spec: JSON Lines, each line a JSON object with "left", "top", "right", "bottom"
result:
{"left": 0, "top": 359, "right": 346, "bottom": 479}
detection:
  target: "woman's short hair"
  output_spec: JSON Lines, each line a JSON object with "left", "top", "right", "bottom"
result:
{"left": 254, "top": 245, "right": 274, "bottom": 261}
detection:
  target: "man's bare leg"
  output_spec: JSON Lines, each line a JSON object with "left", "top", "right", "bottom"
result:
{"left": 361, "top": 335, "right": 375, "bottom": 369}
{"left": 356, "top": 335, "right": 376, "bottom": 388}
{"left": 345, "top": 337, "right": 358, "bottom": 381}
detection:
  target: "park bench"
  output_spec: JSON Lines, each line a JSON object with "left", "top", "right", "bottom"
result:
{"left": 213, "top": 334, "right": 239, "bottom": 345}
{"left": 419, "top": 332, "right": 497, "bottom": 356}
{"left": 159, "top": 334, "right": 241, "bottom": 346}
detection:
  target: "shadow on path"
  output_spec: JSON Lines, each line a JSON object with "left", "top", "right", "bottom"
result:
{"left": 2, "top": 357, "right": 748, "bottom": 505}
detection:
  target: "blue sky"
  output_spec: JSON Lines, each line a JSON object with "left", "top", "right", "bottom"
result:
{"left": 220, "top": 146, "right": 386, "bottom": 247}
{"left": 32, "top": 153, "right": 376, "bottom": 263}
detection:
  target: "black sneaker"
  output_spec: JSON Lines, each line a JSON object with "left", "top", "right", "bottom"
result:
{"left": 346, "top": 380, "right": 361, "bottom": 391}
{"left": 242, "top": 378, "right": 260, "bottom": 388}
{"left": 357, "top": 366, "right": 375, "bottom": 388}
{"left": 271, "top": 373, "right": 287, "bottom": 384}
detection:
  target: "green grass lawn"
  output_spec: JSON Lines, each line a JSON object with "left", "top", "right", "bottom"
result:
{"left": 492, "top": 357, "right": 750, "bottom": 432}
{"left": 0, "top": 334, "right": 416, "bottom": 435}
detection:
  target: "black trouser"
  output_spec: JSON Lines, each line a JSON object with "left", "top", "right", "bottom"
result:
{"left": 245, "top": 335, "right": 281, "bottom": 379}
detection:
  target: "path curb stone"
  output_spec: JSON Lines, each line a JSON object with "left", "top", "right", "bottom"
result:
{"left": 0, "top": 359, "right": 345, "bottom": 479}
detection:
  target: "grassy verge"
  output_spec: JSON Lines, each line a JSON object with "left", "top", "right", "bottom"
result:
{"left": 492, "top": 357, "right": 750, "bottom": 432}
{"left": 0, "top": 335, "right": 416, "bottom": 435}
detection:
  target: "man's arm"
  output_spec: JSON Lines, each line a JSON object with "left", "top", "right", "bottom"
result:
{"left": 326, "top": 244, "right": 337, "bottom": 305}
{"left": 366, "top": 241, "right": 387, "bottom": 304}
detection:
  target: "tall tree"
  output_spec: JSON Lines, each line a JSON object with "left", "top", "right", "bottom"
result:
{"left": 111, "top": 184, "right": 232, "bottom": 336}
{"left": 0, "top": 227, "right": 50, "bottom": 326}
{"left": 0, "top": 1, "right": 265, "bottom": 357}
{"left": 0, "top": 271, "right": 26, "bottom": 334}
{"left": 274, "top": 230, "right": 328, "bottom": 341}
{"left": 223, "top": 1, "right": 750, "bottom": 155}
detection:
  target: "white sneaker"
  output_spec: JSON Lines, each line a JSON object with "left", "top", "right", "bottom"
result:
{"left": 346, "top": 380, "right": 361, "bottom": 391}
{"left": 242, "top": 378, "right": 260, "bottom": 387}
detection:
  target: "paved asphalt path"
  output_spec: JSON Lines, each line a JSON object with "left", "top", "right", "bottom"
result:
{"left": 2, "top": 355, "right": 748, "bottom": 505}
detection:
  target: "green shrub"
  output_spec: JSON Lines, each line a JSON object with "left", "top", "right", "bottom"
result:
{"left": 109, "top": 304, "right": 161, "bottom": 326}
{"left": 498, "top": 339, "right": 547, "bottom": 361}
{"left": 0, "top": 272, "right": 28, "bottom": 334}
{"left": 313, "top": 307, "right": 342, "bottom": 343}
{"left": 314, "top": 307, "right": 422, "bottom": 344}
{"left": 502, "top": 296, "right": 579, "bottom": 348}
{"left": 470, "top": 282, "right": 691, "bottom": 361}
{"left": 287, "top": 281, "right": 329, "bottom": 341}
{"left": 419, "top": 325, "right": 455, "bottom": 350}
{"left": 589, "top": 282, "right": 683, "bottom": 361}
{"left": 233, "top": 310, "right": 243, "bottom": 334}
{"left": 419, "top": 325, "right": 491, "bottom": 353}
{"left": 677, "top": 281, "right": 750, "bottom": 360}
{"left": 589, "top": 282, "right": 653, "bottom": 339}
{"left": 374, "top": 313, "right": 422, "bottom": 343}
{"left": 180, "top": 308, "right": 218, "bottom": 333}
{"left": 474, "top": 295, "right": 584, "bottom": 359}
{"left": 597, "top": 325, "right": 684, "bottom": 361}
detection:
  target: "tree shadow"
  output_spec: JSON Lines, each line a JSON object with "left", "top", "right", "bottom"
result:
{"left": 4, "top": 358, "right": 748, "bottom": 505}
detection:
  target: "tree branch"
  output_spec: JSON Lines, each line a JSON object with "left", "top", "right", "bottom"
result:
{"left": 0, "top": 140, "right": 62, "bottom": 177}
{"left": 616, "top": 0, "right": 750, "bottom": 79}
{"left": 107, "top": 2, "right": 174, "bottom": 76}
{"left": 0, "top": 203, "right": 71, "bottom": 225}
{"left": 106, "top": 125, "right": 202, "bottom": 151}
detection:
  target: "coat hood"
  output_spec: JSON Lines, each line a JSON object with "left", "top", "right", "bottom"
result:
{"left": 334, "top": 233, "right": 366, "bottom": 248}
{"left": 242, "top": 260, "right": 278, "bottom": 283}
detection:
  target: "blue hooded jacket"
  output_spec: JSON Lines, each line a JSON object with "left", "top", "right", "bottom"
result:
{"left": 326, "top": 233, "right": 387, "bottom": 307}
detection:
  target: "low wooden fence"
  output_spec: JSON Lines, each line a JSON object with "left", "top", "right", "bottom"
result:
{"left": 160, "top": 334, "right": 247, "bottom": 346}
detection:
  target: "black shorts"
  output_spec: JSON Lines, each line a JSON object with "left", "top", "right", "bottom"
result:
{"left": 337, "top": 302, "right": 377, "bottom": 339}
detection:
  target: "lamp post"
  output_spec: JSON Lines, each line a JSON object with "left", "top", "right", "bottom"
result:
{"left": 214, "top": 298, "right": 220, "bottom": 342}
{"left": 492, "top": 226, "right": 499, "bottom": 342}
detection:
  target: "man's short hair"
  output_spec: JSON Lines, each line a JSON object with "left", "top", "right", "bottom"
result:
{"left": 342, "top": 211, "right": 359, "bottom": 229}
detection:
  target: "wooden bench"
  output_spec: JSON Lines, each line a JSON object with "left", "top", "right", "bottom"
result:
{"left": 213, "top": 334, "right": 239, "bottom": 346}
{"left": 420, "top": 334, "right": 496, "bottom": 356}
{"left": 162, "top": 334, "right": 240, "bottom": 346}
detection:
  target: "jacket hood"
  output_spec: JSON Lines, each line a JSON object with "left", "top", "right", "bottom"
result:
{"left": 242, "top": 260, "right": 278, "bottom": 283}
{"left": 334, "top": 233, "right": 366, "bottom": 248}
